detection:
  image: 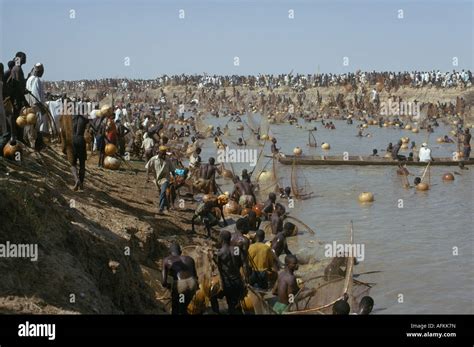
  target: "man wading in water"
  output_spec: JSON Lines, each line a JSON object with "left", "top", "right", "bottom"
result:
{"left": 162, "top": 243, "right": 198, "bottom": 315}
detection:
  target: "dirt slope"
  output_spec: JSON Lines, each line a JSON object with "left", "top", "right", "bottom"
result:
{"left": 0, "top": 145, "right": 208, "bottom": 314}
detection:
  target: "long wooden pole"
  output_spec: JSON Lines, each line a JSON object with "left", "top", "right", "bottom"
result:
{"left": 420, "top": 161, "right": 431, "bottom": 183}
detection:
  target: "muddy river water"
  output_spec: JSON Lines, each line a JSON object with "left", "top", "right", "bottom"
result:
{"left": 194, "top": 114, "right": 473, "bottom": 314}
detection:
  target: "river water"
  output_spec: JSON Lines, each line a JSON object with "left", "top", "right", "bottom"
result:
{"left": 195, "top": 114, "right": 473, "bottom": 314}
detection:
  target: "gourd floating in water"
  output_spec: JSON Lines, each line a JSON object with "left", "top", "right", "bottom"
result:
{"left": 358, "top": 192, "right": 374, "bottom": 203}
{"left": 416, "top": 183, "right": 429, "bottom": 191}
{"left": 442, "top": 173, "right": 454, "bottom": 181}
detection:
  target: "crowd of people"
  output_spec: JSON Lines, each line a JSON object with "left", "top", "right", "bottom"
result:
{"left": 43, "top": 70, "right": 473, "bottom": 97}
{"left": 3, "top": 49, "right": 472, "bottom": 316}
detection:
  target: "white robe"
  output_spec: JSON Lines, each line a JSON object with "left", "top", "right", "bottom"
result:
{"left": 26, "top": 75, "right": 45, "bottom": 105}
{"left": 26, "top": 75, "right": 49, "bottom": 133}
{"left": 47, "top": 99, "right": 63, "bottom": 132}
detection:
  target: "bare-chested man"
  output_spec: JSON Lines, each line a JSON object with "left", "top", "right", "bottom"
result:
{"left": 262, "top": 192, "right": 277, "bottom": 220}
{"left": 199, "top": 157, "right": 219, "bottom": 194}
{"left": 270, "top": 137, "right": 280, "bottom": 156}
{"left": 162, "top": 243, "right": 198, "bottom": 315}
{"left": 271, "top": 203, "right": 285, "bottom": 235}
{"left": 272, "top": 255, "right": 299, "bottom": 314}
{"left": 232, "top": 176, "right": 256, "bottom": 208}
{"left": 271, "top": 228, "right": 293, "bottom": 258}
{"left": 213, "top": 230, "right": 247, "bottom": 314}
{"left": 230, "top": 218, "right": 251, "bottom": 280}
{"left": 246, "top": 210, "right": 261, "bottom": 231}
{"left": 191, "top": 196, "right": 227, "bottom": 238}
{"left": 71, "top": 114, "right": 89, "bottom": 191}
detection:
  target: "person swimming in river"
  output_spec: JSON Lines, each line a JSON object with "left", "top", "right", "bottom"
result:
{"left": 357, "top": 296, "right": 375, "bottom": 315}
{"left": 213, "top": 126, "right": 223, "bottom": 137}
{"left": 325, "top": 121, "right": 336, "bottom": 129}
{"left": 333, "top": 298, "right": 350, "bottom": 315}
{"left": 234, "top": 137, "right": 246, "bottom": 146}
{"left": 443, "top": 135, "right": 454, "bottom": 143}
{"left": 279, "top": 186, "right": 292, "bottom": 199}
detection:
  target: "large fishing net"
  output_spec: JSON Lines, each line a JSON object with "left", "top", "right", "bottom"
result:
{"left": 254, "top": 156, "right": 280, "bottom": 199}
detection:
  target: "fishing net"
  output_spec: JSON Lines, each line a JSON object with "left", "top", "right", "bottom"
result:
{"left": 242, "top": 114, "right": 261, "bottom": 147}
{"left": 291, "top": 159, "right": 313, "bottom": 200}
{"left": 255, "top": 157, "right": 280, "bottom": 199}
{"left": 259, "top": 113, "right": 270, "bottom": 137}
{"left": 308, "top": 130, "right": 317, "bottom": 147}
{"left": 182, "top": 245, "right": 220, "bottom": 299}
{"left": 284, "top": 256, "right": 371, "bottom": 314}
{"left": 286, "top": 225, "right": 372, "bottom": 315}
{"left": 195, "top": 114, "right": 212, "bottom": 137}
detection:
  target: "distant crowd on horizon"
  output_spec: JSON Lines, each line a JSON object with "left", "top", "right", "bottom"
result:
{"left": 43, "top": 70, "right": 473, "bottom": 95}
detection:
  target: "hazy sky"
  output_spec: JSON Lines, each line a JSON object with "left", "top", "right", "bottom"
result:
{"left": 1, "top": 0, "right": 472, "bottom": 81}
